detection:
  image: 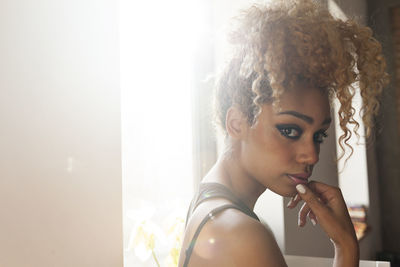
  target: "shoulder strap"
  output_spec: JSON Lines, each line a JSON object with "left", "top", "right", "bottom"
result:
{"left": 186, "top": 183, "right": 259, "bottom": 226}
{"left": 183, "top": 203, "right": 243, "bottom": 267}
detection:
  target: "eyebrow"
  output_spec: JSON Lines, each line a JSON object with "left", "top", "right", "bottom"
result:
{"left": 277, "top": 110, "right": 331, "bottom": 125}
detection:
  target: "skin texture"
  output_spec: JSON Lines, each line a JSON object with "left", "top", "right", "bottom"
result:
{"left": 238, "top": 86, "right": 331, "bottom": 198}
{"left": 292, "top": 182, "right": 359, "bottom": 267}
{"left": 178, "top": 86, "right": 359, "bottom": 267}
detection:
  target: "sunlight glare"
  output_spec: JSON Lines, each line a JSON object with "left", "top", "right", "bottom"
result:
{"left": 120, "top": 0, "right": 206, "bottom": 266}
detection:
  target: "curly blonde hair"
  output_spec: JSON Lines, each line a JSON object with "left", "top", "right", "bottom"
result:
{"left": 215, "top": 0, "right": 389, "bottom": 161}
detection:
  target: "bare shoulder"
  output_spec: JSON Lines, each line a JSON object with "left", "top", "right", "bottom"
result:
{"left": 223, "top": 209, "right": 287, "bottom": 267}
{"left": 183, "top": 205, "right": 287, "bottom": 267}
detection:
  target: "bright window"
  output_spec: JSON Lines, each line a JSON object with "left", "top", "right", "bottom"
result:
{"left": 119, "top": 0, "right": 207, "bottom": 266}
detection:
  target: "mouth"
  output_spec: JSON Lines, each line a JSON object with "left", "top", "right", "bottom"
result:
{"left": 287, "top": 173, "right": 311, "bottom": 185}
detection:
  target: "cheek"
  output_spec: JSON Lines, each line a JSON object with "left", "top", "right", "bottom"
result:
{"left": 266, "top": 139, "right": 294, "bottom": 167}
{"left": 242, "top": 130, "right": 294, "bottom": 174}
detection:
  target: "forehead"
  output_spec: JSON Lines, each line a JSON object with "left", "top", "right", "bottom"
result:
{"left": 275, "top": 86, "right": 331, "bottom": 121}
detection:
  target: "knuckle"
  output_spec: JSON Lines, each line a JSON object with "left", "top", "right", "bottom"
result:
{"left": 308, "top": 181, "right": 316, "bottom": 187}
{"left": 307, "top": 196, "right": 318, "bottom": 206}
{"left": 333, "top": 187, "right": 342, "bottom": 196}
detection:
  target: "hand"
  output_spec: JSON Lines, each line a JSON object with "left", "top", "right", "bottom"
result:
{"left": 287, "top": 181, "right": 358, "bottom": 248}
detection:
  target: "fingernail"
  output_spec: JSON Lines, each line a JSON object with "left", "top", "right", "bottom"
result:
{"left": 294, "top": 194, "right": 300, "bottom": 201}
{"left": 287, "top": 199, "right": 293, "bottom": 208}
{"left": 311, "top": 218, "right": 317, "bottom": 226}
{"left": 296, "top": 184, "right": 306, "bottom": 194}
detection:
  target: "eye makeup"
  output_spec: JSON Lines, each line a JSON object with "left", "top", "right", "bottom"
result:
{"left": 276, "top": 124, "right": 303, "bottom": 140}
{"left": 313, "top": 131, "right": 328, "bottom": 144}
{"left": 276, "top": 124, "right": 328, "bottom": 144}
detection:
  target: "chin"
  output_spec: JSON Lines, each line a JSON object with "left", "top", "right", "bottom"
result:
{"left": 282, "top": 190, "right": 297, "bottom": 198}
{"left": 268, "top": 186, "right": 297, "bottom": 198}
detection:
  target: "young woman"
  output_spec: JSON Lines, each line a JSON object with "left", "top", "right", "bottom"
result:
{"left": 178, "top": 1, "right": 389, "bottom": 266}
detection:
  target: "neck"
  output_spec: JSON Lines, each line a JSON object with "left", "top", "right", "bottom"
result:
{"left": 202, "top": 151, "right": 266, "bottom": 210}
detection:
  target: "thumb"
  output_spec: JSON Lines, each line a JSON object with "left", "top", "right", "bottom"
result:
{"left": 295, "top": 184, "right": 326, "bottom": 215}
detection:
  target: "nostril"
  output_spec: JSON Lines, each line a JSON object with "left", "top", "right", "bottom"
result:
{"left": 296, "top": 142, "right": 319, "bottom": 165}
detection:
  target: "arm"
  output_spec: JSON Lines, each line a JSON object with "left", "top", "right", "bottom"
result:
{"left": 333, "top": 238, "right": 359, "bottom": 267}
{"left": 288, "top": 182, "right": 359, "bottom": 267}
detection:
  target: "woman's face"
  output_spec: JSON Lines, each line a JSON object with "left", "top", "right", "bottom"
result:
{"left": 240, "top": 86, "right": 331, "bottom": 197}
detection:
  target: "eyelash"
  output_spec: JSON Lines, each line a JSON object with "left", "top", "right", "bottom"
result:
{"left": 313, "top": 131, "right": 328, "bottom": 144}
{"left": 276, "top": 125, "right": 328, "bottom": 144}
{"left": 276, "top": 125, "right": 302, "bottom": 140}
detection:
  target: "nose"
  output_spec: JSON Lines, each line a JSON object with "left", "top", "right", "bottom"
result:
{"left": 295, "top": 139, "right": 319, "bottom": 166}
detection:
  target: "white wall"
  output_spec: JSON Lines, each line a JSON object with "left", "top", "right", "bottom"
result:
{"left": 0, "top": 1, "right": 122, "bottom": 266}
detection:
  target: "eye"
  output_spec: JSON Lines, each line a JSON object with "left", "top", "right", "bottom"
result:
{"left": 313, "top": 131, "right": 328, "bottom": 144}
{"left": 276, "top": 125, "right": 302, "bottom": 140}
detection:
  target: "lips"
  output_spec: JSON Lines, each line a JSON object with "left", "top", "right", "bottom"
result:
{"left": 287, "top": 173, "right": 311, "bottom": 185}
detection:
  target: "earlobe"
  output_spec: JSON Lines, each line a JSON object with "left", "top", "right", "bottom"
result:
{"left": 225, "top": 106, "right": 247, "bottom": 139}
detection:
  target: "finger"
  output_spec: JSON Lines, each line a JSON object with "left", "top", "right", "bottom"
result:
{"left": 309, "top": 181, "right": 349, "bottom": 213}
{"left": 307, "top": 180, "right": 332, "bottom": 193}
{"left": 286, "top": 196, "right": 295, "bottom": 208}
{"left": 297, "top": 184, "right": 342, "bottom": 235}
{"left": 308, "top": 210, "right": 317, "bottom": 226}
{"left": 308, "top": 181, "right": 341, "bottom": 203}
{"left": 287, "top": 193, "right": 301, "bottom": 209}
{"left": 295, "top": 184, "right": 327, "bottom": 217}
{"left": 298, "top": 202, "right": 312, "bottom": 227}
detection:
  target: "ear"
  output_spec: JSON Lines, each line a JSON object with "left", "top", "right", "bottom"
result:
{"left": 225, "top": 106, "right": 248, "bottom": 139}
